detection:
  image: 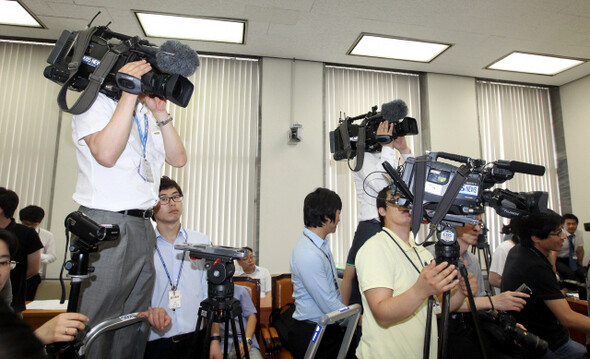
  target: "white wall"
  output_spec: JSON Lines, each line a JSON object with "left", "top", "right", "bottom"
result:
{"left": 258, "top": 59, "right": 324, "bottom": 274}
{"left": 559, "top": 75, "right": 590, "bottom": 264}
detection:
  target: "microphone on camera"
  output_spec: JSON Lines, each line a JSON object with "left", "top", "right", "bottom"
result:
{"left": 156, "top": 40, "right": 200, "bottom": 78}
{"left": 381, "top": 99, "right": 408, "bottom": 123}
{"left": 508, "top": 161, "right": 546, "bottom": 176}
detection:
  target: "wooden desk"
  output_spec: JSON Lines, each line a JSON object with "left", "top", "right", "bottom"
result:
{"left": 566, "top": 297, "right": 588, "bottom": 345}
{"left": 22, "top": 301, "right": 66, "bottom": 331}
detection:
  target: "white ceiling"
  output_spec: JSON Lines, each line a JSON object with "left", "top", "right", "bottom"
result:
{"left": 4, "top": 0, "right": 590, "bottom": 86}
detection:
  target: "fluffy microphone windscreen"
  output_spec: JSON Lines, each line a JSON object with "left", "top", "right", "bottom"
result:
{"left": 156, "top": 40, "right": 200, "bottom": 78}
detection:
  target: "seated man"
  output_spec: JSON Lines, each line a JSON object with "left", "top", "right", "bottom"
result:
{"left": 146, "top": 176, "right": 221, "bottom": 359}
{"left": 355, "top": 186, "right": 462, "bottom": 358}
{"left": 234, "top": 247, "right": 272, "bottom": 298}
{"left": 555, "top": 213, "right": 586, "bottom": 299}
{"left": 289, "top": 187, "right": 347, "bottom": 359}
{"left": 503, "top": 210, "right": 590, "bottom": 358}
{"left": 218, "top": 284, "right": 263, "bottom": 359}
{"left": 19, "top": 205, "right": 57, "bottom": 301}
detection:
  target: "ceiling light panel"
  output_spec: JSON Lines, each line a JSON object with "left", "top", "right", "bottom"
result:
{"left": 349, "top": 34, "right": 450, "bottom": 63}
{"left": 0, "top": 0, "right": 42, "bottom": 27}
{"left": 487, "top": 52, "right": 585, "bottom": 76}
{"left": 136, "top": 12, "right": 245, "bottom": 44}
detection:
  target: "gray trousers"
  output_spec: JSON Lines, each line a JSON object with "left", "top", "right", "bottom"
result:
{"left": 76, "top": 207, "right": 156, "bottom": 359}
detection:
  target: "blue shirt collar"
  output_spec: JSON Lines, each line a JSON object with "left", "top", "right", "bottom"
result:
{"left": 155, "top": 225, "right": 188, "bottom": 245}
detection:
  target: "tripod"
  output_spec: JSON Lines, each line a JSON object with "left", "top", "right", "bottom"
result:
{"left": 193, "top": 262, "right": 250, "bottom": 359}
{"left": 46, "top": 212, "right": 149, "bottom": 359}
{"left": 425, "top": 227, "right": 488, "bottom": 359}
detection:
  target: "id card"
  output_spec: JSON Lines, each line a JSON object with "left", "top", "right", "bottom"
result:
{"left": 138, "top": 158, "right": 154, "bottom": 183}
{"left": 169, "top": 290, "right": 181, "bottom": 310}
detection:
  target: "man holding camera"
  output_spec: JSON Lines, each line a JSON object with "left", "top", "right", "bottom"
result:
{"left": 354, "top": 186, "right": 463, "bottom": 358}
{"left": 341, "top": 120, "right": 412, "bottom": 307}
{"left": 72, "top": 60, "right": 187, "bottom": 358}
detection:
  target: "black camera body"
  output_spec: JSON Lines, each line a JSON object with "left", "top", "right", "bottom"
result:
{"left": 329, "top": 101, "right": 419, "bottom": 162}
{"left": 389, "top": 152, "right": 548, "bottom": 224}
{"left": 64, "top": 211, "right": 119, "bottom": 250}
{"left": 44, "top": 25, "right": 195, "bottom": 112}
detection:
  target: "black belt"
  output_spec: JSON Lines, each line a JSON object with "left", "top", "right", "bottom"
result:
{"left": 169, "top": 331, "right": 195, "bottom": 343}
{"left": 118, "top": 208, "right": 153, "bottom": 219}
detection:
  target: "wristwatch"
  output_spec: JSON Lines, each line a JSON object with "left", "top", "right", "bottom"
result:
{"left": 156, "top": 114, "right": 173, "bottom": 127}
{"left": 246, "top": 337, "right": 253, "bottom": 345}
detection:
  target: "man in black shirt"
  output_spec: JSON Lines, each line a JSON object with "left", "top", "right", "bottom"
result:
{"left": 503, "top": 210, "right": 589, "bottom": 358}
{"left": 0, "top": 187, "right": 42, "bottom": 313}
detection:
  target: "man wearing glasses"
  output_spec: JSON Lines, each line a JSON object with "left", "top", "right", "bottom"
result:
{"left": 502, "top": 210, "right": 590, "bottom": 358}
{"left": 146, "top": 176, "right": 221, "bottom": 359}
{"left": 235, "top": 247, "right": 272, "bottom": 298}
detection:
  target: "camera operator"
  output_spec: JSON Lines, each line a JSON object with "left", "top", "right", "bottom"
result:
{"left": 354, "top": 186, "right": 464, "bottom": 358}
{"left": 502, "top": 210, "right": 590, "bottom": 358}
{"left": 429, "top": 216, "right": 530, "bottom": 358}
{"left": 71, "top": 59, "right": 187, "bottom": 358}
{"left": 341, "top": 121, "right": 412, "bottom": 307}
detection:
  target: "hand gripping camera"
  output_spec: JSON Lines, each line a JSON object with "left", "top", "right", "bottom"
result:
{"left": 44, "top": 20, "right": 200, "bottom": 114}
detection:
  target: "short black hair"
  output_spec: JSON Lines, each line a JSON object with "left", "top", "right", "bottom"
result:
{"left": 562, "top": 213, "right": 578, "bottom": 224}
{"left": 376, "top": 186, "right": 393, "bottom": 227}
{"left": 19, "top": 205, "right": 45, "bottom": 223}
{"left": 159, "top": 176, "right": 183, "bottom": 197}
{"left": 501, "top": 218, "right": 522, "bottom": 244}
{"left": 0, "top": 229, "right": 19, "bottom": 258}
{"left": 303, "top": 188, "right": 342, "bottom": 228}
{"left": 0, "top": 187, "right": 19, "bottom": 219}
{"left": 519, "top": 210, "right": 563, "bottom": 247}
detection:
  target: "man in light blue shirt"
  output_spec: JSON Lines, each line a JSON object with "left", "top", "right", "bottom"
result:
{"left": 145, "top": 176, "right": 221, "bottom": 359}
{"left": 288, "top": 187, "right": 346, "bottom": 359}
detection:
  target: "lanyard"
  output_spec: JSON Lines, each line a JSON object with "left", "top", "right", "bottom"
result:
{"left": 304, "top": 232, "right": 340, "bottom": 294}
{"left": 155, "top": 229, "right": 188, "bottom": 291}
{"left": 134, "top": 112, "right": 149, "bottom": 159}
{"left": 383, "top": 230, "right": 426, "bottom": 275}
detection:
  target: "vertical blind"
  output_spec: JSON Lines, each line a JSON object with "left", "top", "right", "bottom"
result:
{"left": 0, "top": 42, "right": 60, "bottom": 221}
{"left": 324, "top": 65, "right": 421, "bottom": 266}
{"left": 476, "top": 80, "right": 561, "bottom": 252}
{"left": 163, "top": 56, "right": 260, "bottom": 249}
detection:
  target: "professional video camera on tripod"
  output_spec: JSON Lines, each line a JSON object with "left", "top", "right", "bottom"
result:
{"left": 379, "top": 151, "right": 550, "bottom": 359}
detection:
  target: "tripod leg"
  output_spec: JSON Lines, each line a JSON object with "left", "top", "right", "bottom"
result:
{"left": 459, "top": 264, "right": 488, "bottom": 359}
{"left": 438, "top": 291, "right": 451, "bottom": 359}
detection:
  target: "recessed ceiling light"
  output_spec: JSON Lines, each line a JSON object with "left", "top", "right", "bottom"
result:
{"left": 0, "top": 0, "right": 42, "bottom": 27}
{"left": 487, "top": 52, "right": 585, "bottom": 76}
{"left": 135, "top": 12, "right": 245, "bottom": 44}
{"left": 349, "top": 34, "right": 450, "bottom": 63}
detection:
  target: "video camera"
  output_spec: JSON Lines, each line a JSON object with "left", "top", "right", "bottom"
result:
{"left": 44, "top": 18, "right": 199, "bottom": 114}
{"left": 64, "top": 211, "right": 119, "bottom": 250}
{"left": 383, "top": 151, "right": 548, "bottom": 227}
{"left": 329, "top": 100, "right": 419, "bottom": 171}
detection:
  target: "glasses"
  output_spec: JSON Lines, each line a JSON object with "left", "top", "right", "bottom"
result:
{"left": 549, "top": 228, "right": 565, "bottom": 237}
{"left": 0, "top": 260, "right": 18, "bottom": 270}
{"left": 239, "top": 254, "right": 255, "bottom": 262}
{"left": 159, "top": 195, "right": 183, "bottom": 205}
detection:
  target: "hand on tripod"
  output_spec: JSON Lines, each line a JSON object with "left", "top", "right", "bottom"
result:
{"left": 138, "top": 307, "right": 171, "bottom": 332}
{"left": 417, "top": 260, "right": 459, "bottom": 298}
{"left": 34, "top": 312, "right": 89, "bottom": 345}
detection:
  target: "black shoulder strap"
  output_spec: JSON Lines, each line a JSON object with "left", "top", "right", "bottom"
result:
{"left": 56, "top": 27, "right": 121, "bottom": 114}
